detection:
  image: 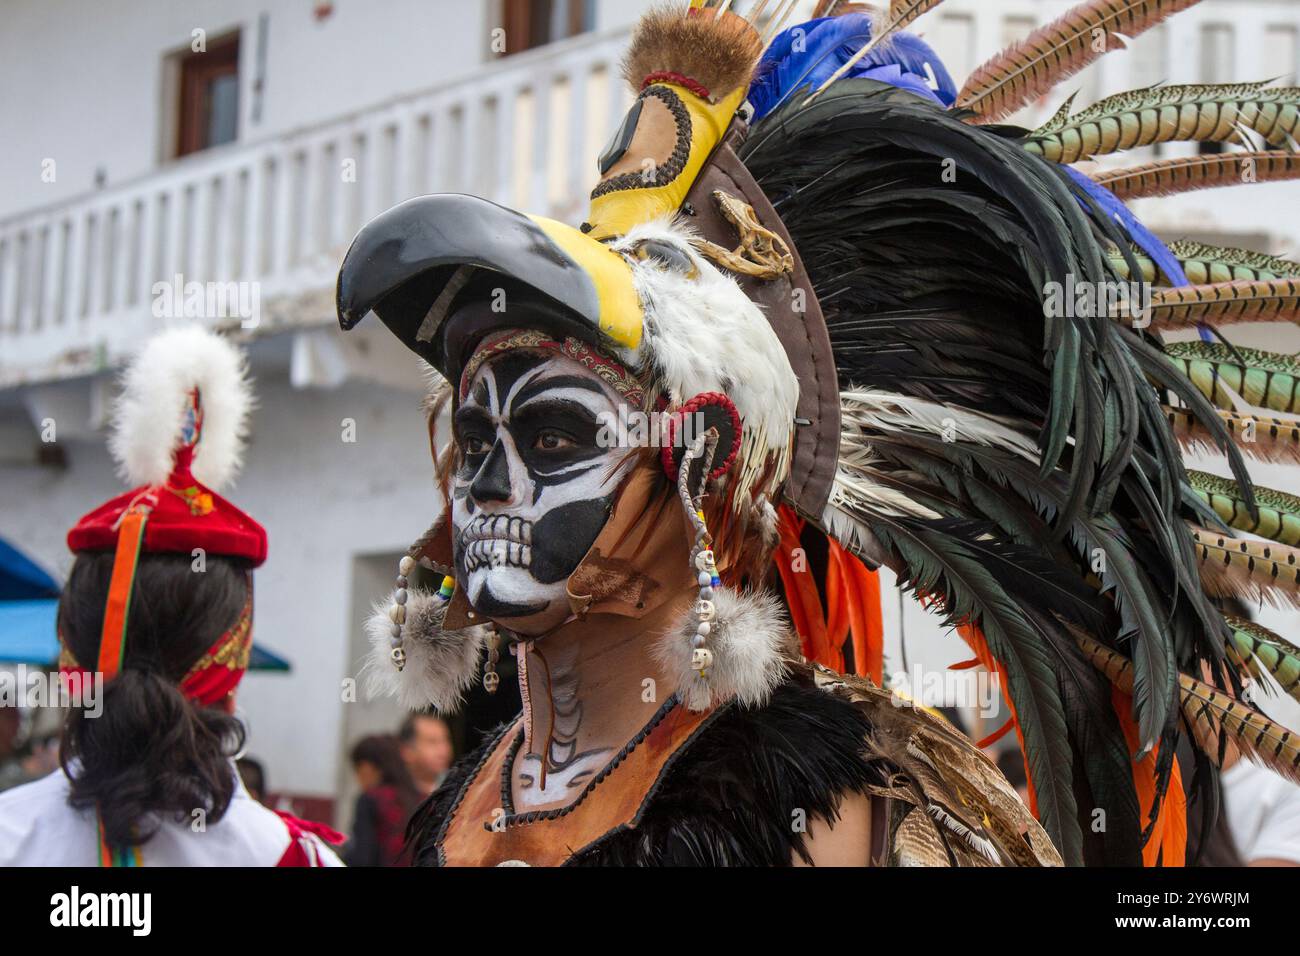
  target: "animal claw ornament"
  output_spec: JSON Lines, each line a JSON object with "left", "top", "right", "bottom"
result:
{"left": 483, "top": 628, "right": 501, "bottom": 694}
{"left": 692, "top": 189, "right": 794, "bottom": 279}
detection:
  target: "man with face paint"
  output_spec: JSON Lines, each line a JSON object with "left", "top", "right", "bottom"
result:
{"left": 445, "top": 332, "right": 721, "bottom": 818}
{"left": 451, "top": 346, "right": 633, "bottom": 633}
{"left": 334, "top": 1, "right": 1300, "bottom": 869}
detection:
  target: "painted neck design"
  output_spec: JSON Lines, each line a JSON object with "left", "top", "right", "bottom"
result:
{"left": 508, "top": 591, "right": 692, "bottom": 811}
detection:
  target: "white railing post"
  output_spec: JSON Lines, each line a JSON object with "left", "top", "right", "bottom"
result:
{"left": 491, "top": 87, "right": 517, "bottom": 207}
{"left": 137, "top": 194, "right": 161, "bottom": 312}
{"left": 40, "top": 219, "right": 64, "bottom": 330}
{"left": 241, "top": 157, "right": 267, "bottom": 279}
{"left": 459, "top": 96, "right": 481, "bottom": 200}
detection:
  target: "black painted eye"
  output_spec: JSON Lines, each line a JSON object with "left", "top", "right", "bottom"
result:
{"left": 534, "top": 430, "right": 576, "bottom": 451}
{"left": 463, "top": 435, "right": 491, "bottom": 456}
{"left": 633, "top": 239, "right": 698, "bottom": 278}
{"left": 598, "top": 99, "right": 644, "bottom": 175}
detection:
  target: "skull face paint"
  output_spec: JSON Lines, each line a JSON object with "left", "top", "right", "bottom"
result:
{"left": 451, "top": 348, "right": 635, "bottom": 634}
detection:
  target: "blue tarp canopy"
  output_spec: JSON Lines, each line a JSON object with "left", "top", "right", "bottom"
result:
{"left": 0, "top": 599, "right": 59, "bottom": 664}
{"left": 0, "top": 536, "right": 290, "bottom": 672}
{"left": 0, "top": 537, "right": 59, "bottom": 601}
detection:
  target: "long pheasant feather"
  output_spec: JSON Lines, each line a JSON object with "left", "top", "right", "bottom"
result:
{"left": 805, "top": 0, "right": 946, "bottom": 101}
{"left": 1165, "top": 342, "right": 1300, "bottom": 414}
{"left": 1189, "top": 527, "right": 1300, "bottom": 609}
{"left": 1187, "top": 469, "right": 1300, "bottom": 546}
{"left": 1168, "top": 241, "right": 1300, "bottom": 284}
{"left": 1094, "top": 151, "right": 1300, "bottom": 200}
{"left": 1109, "top": 241, "right": 1300, "bottom": 285}
{"left": 958, "top": 0, "right": 1202, "bottom": 123}
{"left": 1166, "top": 406, "right": 1300, "bottom": 464}
{"left": 1076, "top": 631, "right": 1300, "bottom": 783}
{"left": 1136, "top": 279, "right": 1300, "bottom": 330}
{"left": 1026, "top": 82, "right": 1300, "bottom": 163}
{"left": 1225, "top": 615, "right": 1300, "bottom": 703}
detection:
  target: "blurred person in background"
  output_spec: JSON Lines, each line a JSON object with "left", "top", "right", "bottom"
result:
{"left": 22, "top": 733, "right": 60, "bottom": 781}
{"left": 399, "top": 712, "right": 453, "bottom": 797}
{"left": 0, "top": 705, "right": 36, "bottom": 793}
{"left": 237, "top": 756, "right": 269, "bottom": 806}
{"left": 345, "top": 734, "right": 420, "bottom": 866}
{"left": 0, "top": 329, "right": 342, "bottom": 867}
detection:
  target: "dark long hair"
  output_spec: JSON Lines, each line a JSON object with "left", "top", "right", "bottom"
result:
{"left": 58, "top": 550, "right": 251, "bottom": 849}
{"left": 350, "top": 734, "right": 421, "bottom": 816}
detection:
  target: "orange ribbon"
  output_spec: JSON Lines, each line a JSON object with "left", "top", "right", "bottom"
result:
{"left": 96, "top": 511, "right": 147, "bottom": 680}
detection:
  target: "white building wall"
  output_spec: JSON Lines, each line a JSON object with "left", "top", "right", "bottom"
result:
{"left": 0, "top": 0, "right": 491, "bottom": 220}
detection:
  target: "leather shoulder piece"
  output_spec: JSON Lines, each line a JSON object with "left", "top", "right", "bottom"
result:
{"left": 804, "top": 661, "right": 1063, "bottom": 867}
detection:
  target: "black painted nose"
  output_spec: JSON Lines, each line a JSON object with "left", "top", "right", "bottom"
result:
{"left": 470, "top": 442, "right": 513, "bottom": 503}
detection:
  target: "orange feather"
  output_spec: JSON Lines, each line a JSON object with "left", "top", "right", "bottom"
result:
{"left": 1111, "top": 687, "right": 1187, "bottom": 866}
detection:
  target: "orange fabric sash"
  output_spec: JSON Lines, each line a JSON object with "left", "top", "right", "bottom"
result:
{"left": 96, "top": 511, "right": 147, "bottom": 680}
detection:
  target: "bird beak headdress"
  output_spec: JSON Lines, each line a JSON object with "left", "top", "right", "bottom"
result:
{"left": 337, "top": 2, "right": 831, "bottom": 525}
{"left": 339, "top": 0, "right": 1300, "bottom": 868}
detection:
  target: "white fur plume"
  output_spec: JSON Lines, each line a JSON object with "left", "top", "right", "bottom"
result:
{"left": 654, "top": 587, "right": 794, "bottom": 712}
{"left": 363, "top": 588, "right": 491, "bottom": 713}
{"left": 109, "top": 326, "right": 253, "bottom": 491}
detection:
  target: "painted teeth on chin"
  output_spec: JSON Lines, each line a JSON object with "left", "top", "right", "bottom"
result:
{"left": 465, "top": 514, "right": 532, "bottom": 546}
{"left": 462, "top": 538, "right": 532, "bottom": 571}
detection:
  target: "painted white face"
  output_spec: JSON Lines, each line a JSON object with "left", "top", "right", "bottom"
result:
{"left": 451, "top": 349, "right": 634, "bottom": 635}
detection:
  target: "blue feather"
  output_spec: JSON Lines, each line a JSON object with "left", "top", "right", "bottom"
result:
{"left": 749, "top": 14, "right": 956, "bottom": 121}
{"left": 1061, "top": 166, "right": 1189, "bottom": 288}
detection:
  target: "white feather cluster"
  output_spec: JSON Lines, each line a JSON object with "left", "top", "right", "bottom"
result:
{"left": 609, "top": 217, "right": 800, "bottom": 458}
{"left": 840, "top": 389, "right": 1039, "bottom": 460}
{"left": 109, "top": 326, "right": 253, "bottom": 491}
{"left": 362, "top": 588, "right": 492, "bottom": 713}
{"left": 654, "top": 587, "right": 794, "bottom": 712}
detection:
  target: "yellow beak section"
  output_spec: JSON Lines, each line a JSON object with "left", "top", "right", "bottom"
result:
{"left": 585, "top": 82, "right": 746, "bottom": 243}
{"left": 529, "top": 215, "right": 644, "bottom": 351}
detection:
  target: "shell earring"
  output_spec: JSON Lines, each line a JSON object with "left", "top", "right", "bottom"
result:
{"left": 677, "top": 428, "right": 721, "bottom": 681}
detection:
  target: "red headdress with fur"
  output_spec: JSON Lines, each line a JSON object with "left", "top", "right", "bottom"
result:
{"left": 64, "top": 326, "right": 265, "bottom": 688}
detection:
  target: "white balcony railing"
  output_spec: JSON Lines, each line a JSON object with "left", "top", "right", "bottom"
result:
{"left": 0, "top": 29, "right": 634, "bottom": 387}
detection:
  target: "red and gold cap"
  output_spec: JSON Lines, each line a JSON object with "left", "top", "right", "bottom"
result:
{"left": 64, "top": 326, "right": 265, "bottom": 683}
{"left": 67, "top": 326, "right": 266, "bottom": 565}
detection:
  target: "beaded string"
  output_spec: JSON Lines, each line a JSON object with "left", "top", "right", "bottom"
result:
{"left": 387, "top": 553, "right": 455, "bottom": 672}
{"left": 677, "top": 428, "right": 721, "bottom": 680}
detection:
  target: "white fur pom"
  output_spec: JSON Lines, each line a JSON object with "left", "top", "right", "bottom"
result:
{"left": 109, "top": 326, "right": 253, "bottom": 491}
{"left": 654, "top": 588, "right": 793, "bottom": 712}
{"left": 362, "top": 588, "right": 491, "bottom": 713}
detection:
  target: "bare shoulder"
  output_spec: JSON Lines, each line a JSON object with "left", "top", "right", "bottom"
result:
{"left": 792, "top": 790, "right": 875, "bottom": 867}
